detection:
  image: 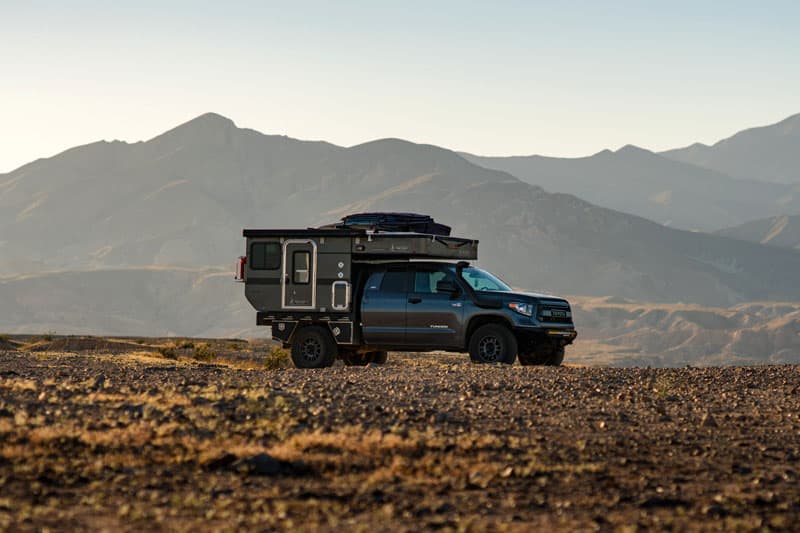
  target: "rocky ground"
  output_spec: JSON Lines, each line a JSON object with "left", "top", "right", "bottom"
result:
{"left": 1, "top": 338, "right": 799, "bottom": 531}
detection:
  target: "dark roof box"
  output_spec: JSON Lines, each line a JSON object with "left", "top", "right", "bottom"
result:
{"left": 325, "top": 212, "right": 452, "bottom": 236}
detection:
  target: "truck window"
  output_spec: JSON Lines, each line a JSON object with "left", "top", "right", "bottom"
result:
{"left": 460, "top": 267, "right": 512, "bottom": 292}
{"left": 380, "top": 270, "right": 407, "bottom": 293}
{"left": 293, "top": 251, "right": 310, "bottom": 284}
{"left": 413, "top": 270, "right": 451, "bottom": 293}
{"left": 250, "top": 242, "right": 281, "bottom": 270}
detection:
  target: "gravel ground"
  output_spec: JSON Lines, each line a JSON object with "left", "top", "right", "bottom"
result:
{"left": 1, "top": 347, "right": 799, "bottom": 531}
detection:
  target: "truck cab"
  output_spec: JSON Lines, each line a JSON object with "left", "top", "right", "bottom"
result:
{"left": 357, "top": 261, "right": 575, "bottom": 365}
{"left": 236, "top": 213, "right": 576, "bottom": 368}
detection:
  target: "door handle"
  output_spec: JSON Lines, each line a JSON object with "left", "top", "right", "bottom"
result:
{"left": 408, "top": 297, "right": 422, "bottom": 304}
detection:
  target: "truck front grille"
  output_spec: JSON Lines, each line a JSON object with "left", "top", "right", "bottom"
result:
{"left": 538, "top": 303, "right": 573, "bottom": 324}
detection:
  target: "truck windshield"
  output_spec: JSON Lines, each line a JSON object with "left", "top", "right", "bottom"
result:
{"left": 459, "top": 267, "right": 512, "bottom": 292}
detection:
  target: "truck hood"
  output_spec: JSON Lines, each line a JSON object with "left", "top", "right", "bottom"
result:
{"left": 478, "top": 290, "right": 569, "bottom": 304}
{"left": 470, "top": 289, "right": 570, "bottom": 310}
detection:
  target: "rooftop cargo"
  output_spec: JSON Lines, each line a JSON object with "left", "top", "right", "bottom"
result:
{"left": 319, "top": 212, "right": 452, "bottom": 236}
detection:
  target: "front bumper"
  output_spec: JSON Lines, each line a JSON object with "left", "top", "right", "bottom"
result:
{"left": 513, "top": 324, "right": 578, "bottom": 345}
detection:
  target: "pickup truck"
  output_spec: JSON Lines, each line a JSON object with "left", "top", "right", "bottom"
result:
{"left": 323, "top": 260, "right": 577, "bottom": 367}
{"left": 237, "top": 216, "right": 576, "bottom": 368}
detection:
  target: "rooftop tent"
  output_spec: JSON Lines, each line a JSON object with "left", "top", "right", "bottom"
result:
{"left": 321, "top": 212, "right": 452, "bottom": 236}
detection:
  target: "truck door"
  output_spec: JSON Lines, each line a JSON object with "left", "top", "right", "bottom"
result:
{"left": 360, "top": 267, "right": 409, "bottom": 345}
{"left": 405, "top": 266, "right": 464, "bottom": 348}
{"left": 282, "top": 240, "right": 317, "bottom": 309}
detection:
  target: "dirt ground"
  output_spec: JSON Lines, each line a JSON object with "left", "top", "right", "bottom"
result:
{"left": 1, "top": 338, "right": 799, "bottom": 531}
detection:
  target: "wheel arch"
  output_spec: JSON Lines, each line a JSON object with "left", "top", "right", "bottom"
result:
{"left": 465, "top": 314, "right": 515, "bottom": 347}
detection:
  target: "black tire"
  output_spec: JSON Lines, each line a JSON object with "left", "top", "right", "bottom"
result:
{"left": 290, "top": 326, "right": 337, "bottom": 368}
{"left": 468, "top": 324, "right": 517, "bottom": 364}
{"left": 371, "top": 351, "right": 388, "bottom": 365}
{"left": 548, "top": 346, "right": 565, "bottom": 366}
{"left": 519, "top": 344, "right": 565, "bottom": 366}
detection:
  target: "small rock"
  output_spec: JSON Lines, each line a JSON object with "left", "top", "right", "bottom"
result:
{"left": 701, "top": 413, "right": 718, "bottom": 428}
{"left": 14, "top": 410, "right": 28, "bottom": 426}
{"left": 430, "top": 412, "right": 450, "bottom": 424}
{"left": 240, "top": 453, "right": 284, "bottom": 475}
{"left": 203, "top": 453, "right": 237, "bottom": 470}
{"left": 91, "top": 375, "right": 106, "bottom": 391}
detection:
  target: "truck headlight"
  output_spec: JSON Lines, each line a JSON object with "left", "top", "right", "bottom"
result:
{"left": 508, "top": 302, "right": 534, "bottom": 317}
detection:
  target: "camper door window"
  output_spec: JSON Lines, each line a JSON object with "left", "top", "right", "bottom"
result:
{"left": 250, "top": 242, "right": 281, "bottom": 270}
{"left": 293, "top": 251, "right": 311, "bottom": 284}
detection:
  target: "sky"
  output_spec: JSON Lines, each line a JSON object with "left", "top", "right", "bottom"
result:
{"left": 1, "top": 0, "right": 799, "bottom": 173}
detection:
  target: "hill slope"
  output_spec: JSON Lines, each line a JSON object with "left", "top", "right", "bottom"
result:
{"left": 661, "top": 113, "right": 800, "bottom": 184}
{"left": 571, "top": 297, "right": 800, "bottom": 367}
{"left": 462, "top": 146, "right": 800, "bottom": 231}
{"left": 716, "top": 214, "right": 800, "bottom": 250}
{"left": 4, "top": 113, "right": 800, "bottom": 311}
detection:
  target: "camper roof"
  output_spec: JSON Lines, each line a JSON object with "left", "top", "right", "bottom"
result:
{"left": 242, "top": 228, "right": 364, "bottom": 238}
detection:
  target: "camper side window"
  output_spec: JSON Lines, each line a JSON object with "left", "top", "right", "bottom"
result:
{"left": 250, "top": 242, "right": 281, "bottom": 270}
{"left": 293, "top": 251, "right": 311, "bottom": 284}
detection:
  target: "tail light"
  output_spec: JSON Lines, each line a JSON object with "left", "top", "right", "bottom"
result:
{"left": 234, "top": 256, "right": 246, "bottom": 282}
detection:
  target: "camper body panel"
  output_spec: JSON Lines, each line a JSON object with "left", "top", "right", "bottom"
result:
{"left": 244, "top": 233, "right": 355, "bottom": 315}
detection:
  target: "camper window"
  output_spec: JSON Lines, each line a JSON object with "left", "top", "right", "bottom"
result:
{"left": 293, "top": 251, "right": 311, "bottom": 284}
{"left": 250, "top": 242, "right": 281, "bottom": 270}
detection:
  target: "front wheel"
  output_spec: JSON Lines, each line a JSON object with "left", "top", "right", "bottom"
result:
{"left": 468, "top": 324, "right": 517, "bottom": 365}
{"left": 290, "top": 326, "right": 337, "bottom": 368}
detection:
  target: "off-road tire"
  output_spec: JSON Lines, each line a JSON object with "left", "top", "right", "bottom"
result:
{"left": 519, "top": 344, "right": 565, "bottom": 366}
{"left": 371, "top": 351, "right": 388, "bottom": 365}
{"left": 290, "top": 326, "right": 337, "bottom": 369}
{"left": 468, "top": 324, "right": 517, "bottom": 365}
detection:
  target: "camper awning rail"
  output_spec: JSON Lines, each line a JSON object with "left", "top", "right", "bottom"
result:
{"left": 243, "top": 229, "right": 366, "bottom": 238}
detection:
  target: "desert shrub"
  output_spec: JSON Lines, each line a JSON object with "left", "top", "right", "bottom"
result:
{"left": 42, "top": 330, "right": 56, "bottom": 342}
{"left": 158, "top": 345, "right": 178, "bottom": 359}
{"left": 263, "top": 346, "right": 290, "bottom": 370}
{"left": 135, "top": 339, "right": 145, "bottom": 345}
{"left": 0, "top": 333, "right": 9, "bottom": 343}
{"left": 178, "top": 339, "right": 195, "bottom": 349}
{"left": 654, "top": 374, "right": 675, "bottom": 398}
{"left": 228, "top": 342, "right": 245, "bottom": 351}
{"left": 193, "top": 343, "right": 216, "bottom": 361}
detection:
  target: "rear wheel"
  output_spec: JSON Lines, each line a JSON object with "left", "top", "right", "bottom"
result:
{"left": 468, "top": 324, "right": 517, "bottom": 365}
{"left": 290, "top": 326, "right": 337, "bottom": 368}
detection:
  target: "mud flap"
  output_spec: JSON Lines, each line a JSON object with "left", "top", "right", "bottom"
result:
{"left": 272, "top": 320, "right": 298, "bottom": 344}
{"left": 328, "top": 321, "right": 354, "bottom": 344}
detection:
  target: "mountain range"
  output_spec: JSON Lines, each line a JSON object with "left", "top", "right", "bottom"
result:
{"left": 661, "top": 113, "right": 800, "bottom": 184}
{"left": 463, "top": 115, "right": 800, "bottom": 232}
{"left": 2, "top": 112, "right": 800, "bottom": 359}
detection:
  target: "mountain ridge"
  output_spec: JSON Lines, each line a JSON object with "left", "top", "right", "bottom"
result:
{"left": 4, "top": 112, "right": 800, "bottom": 313}
{"left": 660, "top": 113, "right": 800, "bottom": 184}
{"left": 462, "top": 144, "right": 799, "bottom": 231}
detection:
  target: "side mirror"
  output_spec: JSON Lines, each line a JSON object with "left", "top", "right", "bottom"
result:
{"left": 436, "top": 280, "right": 460, "bottom": 294}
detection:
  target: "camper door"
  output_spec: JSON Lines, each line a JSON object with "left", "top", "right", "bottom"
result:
{"left": 282, "top": 240, "right": 317, "bottom": 309}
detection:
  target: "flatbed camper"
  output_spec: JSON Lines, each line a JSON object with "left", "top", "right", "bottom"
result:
{"left": 236, "top": 213, "right": 576, "bottom": 368}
